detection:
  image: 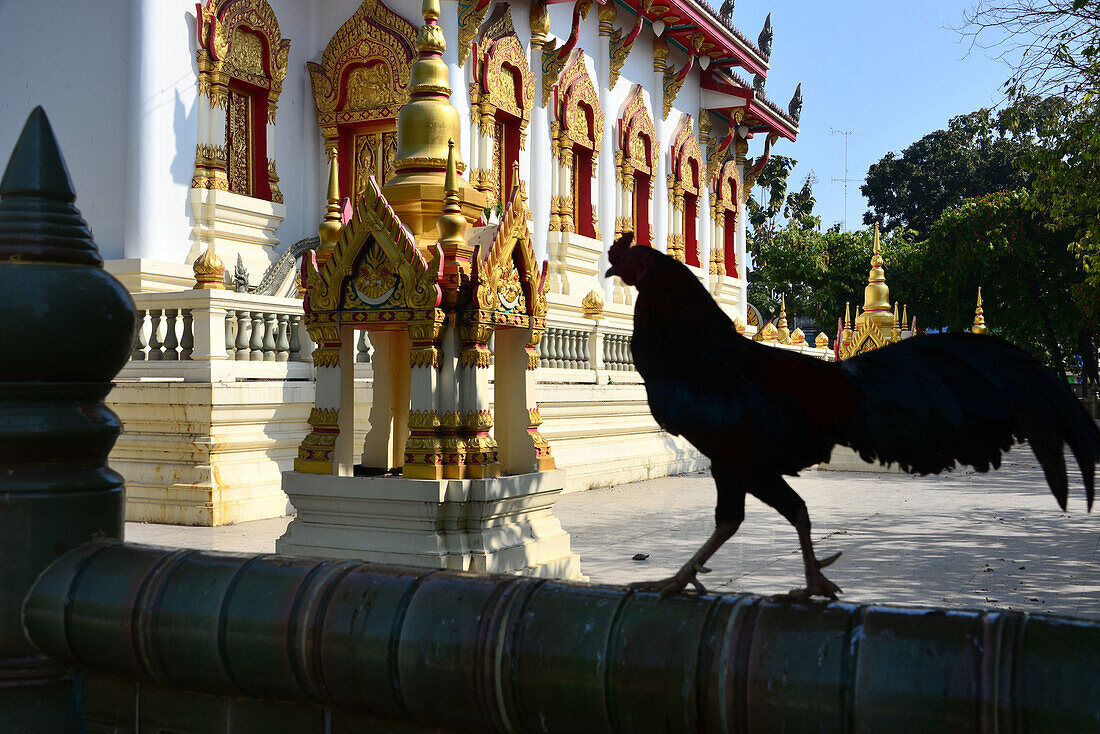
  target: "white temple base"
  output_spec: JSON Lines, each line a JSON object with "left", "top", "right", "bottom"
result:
{"left": 818, "top": 445, "right": 906, "bottom": 473}
{"left": 276, "top": 469, "right": 584, "bottom": 580}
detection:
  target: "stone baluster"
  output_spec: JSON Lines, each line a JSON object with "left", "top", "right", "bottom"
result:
{"left": 162, "top": 309, "right": 179, "bottom": 360}
{"left": 234, "top": 310, "right": 250, "bottom": 361}
{"left": 289, "top": 315, "right": 302, "bottom": 361}
{"left": 262, "top": 312, "right": 277, "bottom": 361}
{"left": 562, "top": 330, "right": 574, "bottom": 368}
{"left": 249, "top": 311, "right": 264, "bottom": 361}
{"left": 275, "top": 314, "right": 290, "bottom": 362}
{"left": 581, "top": 329, "right": 591, "bottom": 369}
{"left": 548, "top": 328, "right": 560, "bottom": 368}
{"left": 180, "top": 309, "right": 194, "bottom": 360}
{"left": 147, "top": 308, "right": 164, "bottom": 360}
{"left": 225, "top": 311, "right": 236, "bottom": 358}
{"left": 357, "top": 330, "right": 371, "bottom": 363}
{"left": 131, "top": 309, "right": 147, "bottom": 360}
{"left": 625, "top": 336, "right": 633, "bottom": 368}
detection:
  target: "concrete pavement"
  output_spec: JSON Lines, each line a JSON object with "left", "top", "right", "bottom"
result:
{"left": 126, "top": 449, "right": 1099, "bottom": 619}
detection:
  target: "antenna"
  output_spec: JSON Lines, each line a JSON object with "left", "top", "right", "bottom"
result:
{"left": 830, "top": 128, "right": 863, "bottom": 231}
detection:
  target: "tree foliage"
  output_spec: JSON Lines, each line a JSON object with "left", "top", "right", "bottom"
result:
{"left": 860, "top": 99, "right": 1061, "bottom": 239}
{"left": 747, "top": 225, "right": 919, "bottom": 335}
{"left": 961, "top": 0, "right": 1100, "bottom": 102}
{"left": 911, "top": 190, "right": 1095, "bottom": 380}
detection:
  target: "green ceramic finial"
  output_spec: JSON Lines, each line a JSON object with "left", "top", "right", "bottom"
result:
{"left": 0, "top": 106, "right": 100, "bottom": 265}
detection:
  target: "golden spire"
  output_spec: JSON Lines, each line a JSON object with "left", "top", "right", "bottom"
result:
{"left": 435, "top": 139, "right": 466, "bottom": 249}
{"left": 891, "top": 302, "right": 901, "bottom": 342}
{"left": 390, "top": 0, "right": 462, "bottom": 178}
{"left": 971, "top": 287, "right": 988, "bottom": 334}
{"left": 859, "top": 223, "right": 892, "bottom": 336}
{"left": 317, "top": 152, "right": 342, "bottom": 266}
{"left": 902, "top": 304, "right": 909, "bottom": 332}
{"left": 776, "top": 295, "right": 791, "bottom": 344}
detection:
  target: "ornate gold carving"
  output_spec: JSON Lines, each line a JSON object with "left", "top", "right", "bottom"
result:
{"left": 267, "top": 159, "right": 283, "bottom": 203}
{"left": 529, "top": 1, "right": 550, "bottom": 46}
{"left": 470, "top": 179, "right": 549, "bottom": 327}
{"left": 457, "top": 0, "right": 491, "bottom": 66}
{"left": 303, "top": 175, "right": 443, "bottom": 317}
{"left": 815, "top": 332, "right": 830, "bottom": 349}
{"left": 582, "top": 289, "right": 604, "bottom": 319}
{"left": 618, "top": 84, "right": 655, "bottom": 175}
{"left": 733, "top": 316, "right": 746, "bottom": 335}
{"left": 227, "top": 90, "right": 251, "bottom": 195}
{"left": 663, "top": 64, "right": 688, "bottom": 120}
{"left": 608, "top": 14, "right": 642, "bottom": 90}
{"left": 228, "top": 29, "right": 265, "bottom": 76}
{"left": 193, "top": 247, "right": 226, "bottom": 290}
{"left": 667, "top": 233, "right": 685, "bottom": 262}
{"left": 410, "top": 347, "right": 442, "bottom": 368}
{"left": 308, "top": 0, "right": 416, "bottom": 152}
{"left": 196, "top": 0, "right": 290, "bottom": 118}
{"left": 469, "top": 5, "right": 535, "bottom": 177}
{"left": 541, "top": 0, "right": 593, "bottom": 106}
{"left": 191, "top": 144, "right": 228, "bottom": 190}
{"left": 556, "top": 51, "right": 604, "bottom": 157}
{"left": 670, "top": 115, "right": 703, "bottom": 196}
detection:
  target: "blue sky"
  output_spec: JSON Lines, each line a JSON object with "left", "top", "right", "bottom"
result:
{"left": 735, "top": 0, "right": 1015, "bottom": 231}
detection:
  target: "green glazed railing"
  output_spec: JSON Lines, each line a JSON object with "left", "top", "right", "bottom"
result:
{"left": 24, "top": 541, "right": 1100, "bottom": 734}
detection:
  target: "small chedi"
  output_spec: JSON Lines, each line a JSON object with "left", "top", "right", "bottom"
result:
{"left": 278, "top": 0, "right": 580, "bottom": 579}
{"left": 836, "top": 223, "right": 914, "bottom": 359}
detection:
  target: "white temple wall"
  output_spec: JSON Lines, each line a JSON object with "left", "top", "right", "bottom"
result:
{"left": 0, "top": 0, "right": 130, "bottom": 260}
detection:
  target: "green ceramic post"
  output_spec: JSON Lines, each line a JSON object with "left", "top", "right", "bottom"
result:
{"left": 0, "top": 107, "right": 132, "bottom": 731}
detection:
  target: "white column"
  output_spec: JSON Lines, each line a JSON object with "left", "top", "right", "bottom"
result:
{"left": 123, "top": 0, "right": 159, "bottom": 260}
{"left": 335, "top": 327, "right": 357, "bottom": 477}
{"left": 597, "top": 22, "right": 616, "bottom": 292}
{"left": 699, "top": 185, "right": 711, "bottom": 275}
{"left": 529, "top": 42, "right": 551, "bottom": 265}
{"left": 737, "top": 171, "right": 748, "bottom": 317}
{"left": 441, "top": 0, "right": 472, "bottom": 166}
{"left": 652, "top": 101, "right": 668, "bottom": 253}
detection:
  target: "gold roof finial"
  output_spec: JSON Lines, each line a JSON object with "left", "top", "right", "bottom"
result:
{"left": 436, "top": 139, "right": 467, "bottom": 249}
{"left": 389, "top": 0, "right": 462, "bottom": 179}
{"left": 776, "top": 295, "right": 791, "bottom": 344}
{"left": 316, "top": 151, "right": 342, "bottom": 266}
{"left": 891, "top": 302, "right": 901, "bottom": 341}
{"left": 193, "top": 245, "right": 225, "bottom": 290}
{"left": 902, "top": 303, "right": 909, "bottom": 331}
{"left": 859, "top": 222, "right": 892, "bottom": 336}
{"left": 971, "top": 287, "right": 989, "bottom": 334}
{"left": 844, "top": 301, "right": 851, "bottom": 330}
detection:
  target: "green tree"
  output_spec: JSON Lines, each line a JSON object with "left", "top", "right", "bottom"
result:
{"left": 860, "top": 100, "right": 1060, "bottom": 239}
{"left": 745, "top": 153, "right": 797, "bottom": 253}
{"left": 912, "top": 190, "right": 1095, "bottom": 381}
{"left": 748, "top": 224, "right": 919, "bottom": 334}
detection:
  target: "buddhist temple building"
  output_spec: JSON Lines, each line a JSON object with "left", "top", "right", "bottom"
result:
{"left": 1, "top": 0, "right": 801, "bottom": 528}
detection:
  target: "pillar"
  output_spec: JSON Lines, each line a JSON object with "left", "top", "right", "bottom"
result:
{"left": 0, "top": 108, "right": 131, "bottom": 729}
{"left": 652, "top": 36, "right": 669, "bottom": 255}
{"left": 597, "top": 2, "right": 617, "bottom": 293}
{"left": 529, "top": 3, "right": 551, "bottom": 265}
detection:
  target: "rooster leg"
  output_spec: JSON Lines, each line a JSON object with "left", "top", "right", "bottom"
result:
{"left": 627, "top": 520, "right": 741, "bottom": 598}
{"left": 753, "top": 479, "right": 842, "bottom": 600}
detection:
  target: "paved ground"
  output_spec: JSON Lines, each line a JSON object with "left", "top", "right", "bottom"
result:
{"left": 127, "top": 449, "right": 1100, "bottom": 619}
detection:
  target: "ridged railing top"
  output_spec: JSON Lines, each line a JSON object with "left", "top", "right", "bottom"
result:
{"left": 24, "top": 542, "right": 1100, "bottom": 734}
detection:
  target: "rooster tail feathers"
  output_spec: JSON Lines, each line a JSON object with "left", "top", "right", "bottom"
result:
{"left": 841, "top": 333, "right": 1100, "bottom": 511}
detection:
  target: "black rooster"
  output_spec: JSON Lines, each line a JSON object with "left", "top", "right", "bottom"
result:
{"left": 605, "top": 233, "right": 1098, "bottom": 598}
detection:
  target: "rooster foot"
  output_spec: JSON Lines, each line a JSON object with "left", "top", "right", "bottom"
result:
{"left": 628, "top": 561, "right": 712, "bottom": 598}
{"left": 786, "top": 552, "right": 843, "bottom": 600}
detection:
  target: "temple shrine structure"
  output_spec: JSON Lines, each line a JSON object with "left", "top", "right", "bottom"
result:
{"left": 1, "top": 0, "right": 804, "bottom": 540}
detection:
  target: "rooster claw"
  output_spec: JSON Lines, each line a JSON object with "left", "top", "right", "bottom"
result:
{"left": 628, "top": 561, "right": 710, "bottom": 598}
{"left": 817, "top": 551, "right": 842, "bottom": 569}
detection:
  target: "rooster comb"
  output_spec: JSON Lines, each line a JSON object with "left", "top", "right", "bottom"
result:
{"left": 607, "top": 232, "right": 635, "bottom": 264}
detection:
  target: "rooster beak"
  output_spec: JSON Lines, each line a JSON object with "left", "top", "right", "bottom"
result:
{"left": 605, "top": 265, "right": 617, "bottom": 278}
